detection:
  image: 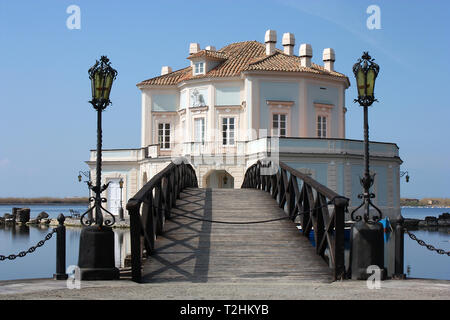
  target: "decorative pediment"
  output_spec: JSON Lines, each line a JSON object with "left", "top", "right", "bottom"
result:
{"left": 215, "top": 105, "right": 243, "bottom": 111}
{"left": 266, "top": 100, "right": 294, "bottom": 107}
{"left": 189, "top": 105, "right": 209, "bottom": 112}
{"left": 314, "top": 102, "right": 334, "bottom": 110}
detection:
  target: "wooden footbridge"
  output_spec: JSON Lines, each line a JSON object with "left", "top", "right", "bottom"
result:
{"left": 126, "top": 159, "right": 349, "bottom": 283}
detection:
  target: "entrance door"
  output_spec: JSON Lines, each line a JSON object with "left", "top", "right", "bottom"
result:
{"left": 108, "top": 179, "right": 121, "bottom": 216}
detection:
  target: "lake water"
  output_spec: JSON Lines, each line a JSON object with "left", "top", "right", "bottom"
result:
{"left": 0, "top": 205, "right": 449, "bottom": 281}
{"left": 0, "top": 204, "right": 131, "bottom": 281}
{"left": 401, "top": 207, "right": 450, "bottom": 281}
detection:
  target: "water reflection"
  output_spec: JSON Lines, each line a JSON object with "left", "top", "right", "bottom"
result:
{"left": 407, "top": 226, "right": 450, "bottom": 234}
{"left": 13, "top": 225, "right": 30, "bottom": 238}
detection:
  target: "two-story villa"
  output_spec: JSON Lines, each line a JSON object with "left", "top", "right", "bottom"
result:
{"left": 87, "top": 30, "right": 402, "bottom": 221}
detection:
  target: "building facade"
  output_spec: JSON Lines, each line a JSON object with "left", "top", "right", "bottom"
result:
{"left": 87, "top": 30, "right": 402, "bottom": 220}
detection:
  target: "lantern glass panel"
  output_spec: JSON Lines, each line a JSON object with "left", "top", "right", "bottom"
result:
{"left": 90, "top": 76, "right": 96, "bottom": 101}
{"left": 93, "top": 71, "right": 104, "bottom": 100}
{"left": 366, "top": 69, "right": 376, "bottom": 98}
{"left": 103, "top": 73, "right": 114, "bottom": 100}
{"left": 356, "top": 68, "right": 366, "bottom": 97}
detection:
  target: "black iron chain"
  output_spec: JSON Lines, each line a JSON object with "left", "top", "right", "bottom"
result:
{"left": 0, "top": 228, "right": 57, "bottom": 261}
{"left": 405, "top": 229, "right": 450, "bottom": 256}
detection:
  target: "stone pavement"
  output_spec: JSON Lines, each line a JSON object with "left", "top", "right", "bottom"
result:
{"left": 0, "top": 278, "right": 449, "bottom": 300}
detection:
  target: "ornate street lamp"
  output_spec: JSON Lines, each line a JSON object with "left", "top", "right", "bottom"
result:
{"left": 78, "top": 56, "right": 119, "bottom": 280}
{"left": 79, "top": 56, "right": 118, "bottom": 227}
{"left": 349, "top": 52, "right": 387, "bottom": 280}
{"left": 350, "top": 52, "right": 382, "bottom": 224}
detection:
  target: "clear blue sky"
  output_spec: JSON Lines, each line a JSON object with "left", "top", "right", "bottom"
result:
{"left": 0, "top": 0, "right": 449, "bottom": 198}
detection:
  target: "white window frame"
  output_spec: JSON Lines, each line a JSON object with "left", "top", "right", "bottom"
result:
{"left": 267, "top": 100, "right": 293, "bottom": 137}
{"left": 272, "top": 113, "right": 288, "bottom": 137}
{"left": 193, "top": 117, "right": 206, "bottom": 144}
{"left": 194, "top": 62, "right": 205, "bottom": 75}
{"left": 221, "top": 116, "right": 235, "bottom": 146}
{"left": 317, "top": 115, "right": 327, "bottom": 138}
{"left": 158, "top": 122, "right": 171, "bottom": 150}
{"left": 314, "top": 103, "right": 333, "bottom": 138}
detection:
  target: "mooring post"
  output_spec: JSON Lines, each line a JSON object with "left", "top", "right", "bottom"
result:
{"left": 393, "top": 215, "right": 406, "bottom": 279}
{"left": 53, "top": 214, "right": 68, "bottom": 280}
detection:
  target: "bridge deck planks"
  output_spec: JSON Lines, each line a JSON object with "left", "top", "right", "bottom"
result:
{"left": 142, "top": 188, "right": 333, "bottom": 283}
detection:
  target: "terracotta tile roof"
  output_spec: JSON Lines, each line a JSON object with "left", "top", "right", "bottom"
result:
{"left": 137, "top": 41, "right": 348, "bottom": 87}
{"left": 246, "top": 51, "right": 348, "bottom": 79}
{"left": 187, "top": 49, "right": 228, "bottom": 61}
{"left": 138, "top": 66, "right": 192, "bottom": 86}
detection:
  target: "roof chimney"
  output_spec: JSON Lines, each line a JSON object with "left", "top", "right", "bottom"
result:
{"left": 282, "top": 33, "right": 295, "bottom": 56}
{"left": 189, "top": 43, "right": 200, "bottom": 55}
{"left": 264, "top": 29, "right": 277, "bottom": 55}
{"left": 299, "top": 44, "right": 312, "bottom": 67}
{"left": 161, "top": 66, "right": 172, "bottom": 75}
{"left": 205, "top": 45, "right": 216, "bottom": 51}
{"left": 322, "top": 48, "right": 335, "bottom": 72}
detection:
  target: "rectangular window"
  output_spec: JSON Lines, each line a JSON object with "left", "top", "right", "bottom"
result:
{"left": 317, "top": 116, "right": 327, "bottom": 138}
{"left": 158, "top": 123, "right": 171, "bottom": 149}
{"left": 272, "top": 114, "right": 287, "bottom": 137}
{"left": 222, "top": 117, "right": 235, "bottom": 146}
{"left": 194, "top": 62, "right": 205, "bottom": 75}
{"left": 194, "top": 118, "right": 205, "bottom": 144}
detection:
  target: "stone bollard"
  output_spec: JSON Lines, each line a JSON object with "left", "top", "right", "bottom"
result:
{"left": 350, "top": 220, "right": 386, "bottom": 280}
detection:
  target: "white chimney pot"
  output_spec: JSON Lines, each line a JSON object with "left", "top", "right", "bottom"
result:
{"left": 189, "top": 43, "right": 200, "bottom": 55}
{"left": 299, "top": 44, "right": 313, "bottom": 67}
{"left": 205, "top": 45, "right": 216, "bottom": 51}
{"left": 323, "top": 48, "right": 335, "bottom": 71}
{"left": 161, "top": 66, "right": 172, "bottom": 75}
{"left": 264, "top": 29, "right": 277, "bottom": 55}
{"left": 282, "top": 32, "right": 295, "bottom": 55}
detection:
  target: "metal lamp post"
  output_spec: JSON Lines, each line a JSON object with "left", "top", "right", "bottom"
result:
{"left": 349, "top": 52, "right": 386, "bottom": 280}
{"left": 78, "top": 56, "right": 119, "bottom": 280}
{"left": 119, "top": 179, "right": 124, "bottom": 221}
{"left": 350, "top": 52, "right": 382, "bottom": 224}
{"left": 78, "top": 170, "right": 92, "bottom": 221}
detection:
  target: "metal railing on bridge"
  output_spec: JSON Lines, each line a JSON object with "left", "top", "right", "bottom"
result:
{"left": 126, "top": 158, "right": 198, "bottom": 283}
{"left": 242, "top": 160, "right": 350, "bottom": 280}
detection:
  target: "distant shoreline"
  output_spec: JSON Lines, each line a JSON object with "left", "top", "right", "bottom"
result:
{"left": 0, "top": 197, "right": 89, "bottom": 205}
{"left": 401, "top": 206, "right": 450, "bottom": 209}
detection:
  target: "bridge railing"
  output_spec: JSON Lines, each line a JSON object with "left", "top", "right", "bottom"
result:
{"left": 242, "top": 160, "right": 349, "bottom": 280}
{"left": 126, "top": 158, "right": 198, "bottom": 283}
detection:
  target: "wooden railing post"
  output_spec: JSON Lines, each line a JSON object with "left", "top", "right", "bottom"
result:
{"left": 127, "top": 202, "right": 142, "bottom": 283}
{"left": 333, "top": 197, "right": 348, "bottom": 280}
{"left": 126, "top": 160, "right": 199, "bottom": 283}
{"left": 241, "top": 159, "right": 350, "bottom": 281}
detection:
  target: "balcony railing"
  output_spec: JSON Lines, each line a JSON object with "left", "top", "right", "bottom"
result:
{"left": 93, "top": 137, "right": 399, "bottom": 162}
